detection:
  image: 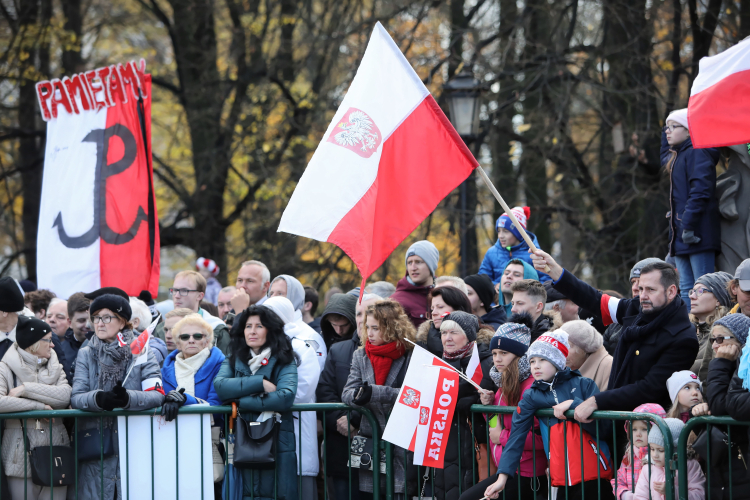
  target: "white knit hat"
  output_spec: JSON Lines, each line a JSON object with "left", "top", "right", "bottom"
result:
{"left": 667, "top": 370, "right": 702, "bottom": 404}
{"left": 560, "top": 320, "right": 602, "bottom": 354}
{"left": 648, "top": 418, "right": 685, "bottom": 448}
{"left": 666, "top": 109, "right": 689, "bottom": 130}
{"left": 527, "top": 330, "right": 569, "bottom": 371}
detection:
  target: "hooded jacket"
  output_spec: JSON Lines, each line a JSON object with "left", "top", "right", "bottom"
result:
{"left": 479, "top": 230, "right": 551, "bottom": 285}
{"left": 320, "top": 293, "right": 357, "bottom": 349}
{"left": 497, "top": 260, "right": 541, "bottom": 318}
{"left": 390, "top": 275, "right": 434, "bottom": 327}
{"left": 660, "top": 132, "right": 721, "bottom": 256}
{"left": 481, "top": 306, "right": 506, "bottom": 330}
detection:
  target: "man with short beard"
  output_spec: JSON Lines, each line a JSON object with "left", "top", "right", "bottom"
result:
{"left": 532, "top": 249, "right": 698, "bottom": 417}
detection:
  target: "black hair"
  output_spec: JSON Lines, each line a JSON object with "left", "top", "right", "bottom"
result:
{"left": 229, "top": 305, "right": 295, "bottom": 368}
{"left": 507, "top": 312, "right": 534, "bottom": 329}
{"left": 428, "top": 286, "right": 472, "bottom": 314}
{"left": 640, "top": 262, "right": 679, "bottom": 291}
{"left": 304, "top": 286, "right": 319, "bottom": 315}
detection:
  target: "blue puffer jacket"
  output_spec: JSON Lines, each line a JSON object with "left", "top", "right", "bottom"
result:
{"left": 162, "top": 346, "right": 225, "bottom": 406}
{"left": 660, "top": 132, "right": 721, "bottom": 256}
{"left": 497, "top": 368, "right": 611, "bottom": 477}
{"left": 479, "top": 230, "right": 550, "bottom": 284}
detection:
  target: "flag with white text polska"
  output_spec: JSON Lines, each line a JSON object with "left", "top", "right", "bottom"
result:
{"left": 278, "top": 23, "right": 478, "bottom": 290}
{"left": 382, "top": 345, "right": 460, "bottom": 468}
{"left": 35, "top": 60, "right": 159, "bottom": 298}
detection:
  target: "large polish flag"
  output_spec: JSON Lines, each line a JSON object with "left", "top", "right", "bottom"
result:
{"left": 689, "top": 37, "right": 750, "bottom": 148}
{"left": 278, "top": 23, "right": 478, "bottom": 282}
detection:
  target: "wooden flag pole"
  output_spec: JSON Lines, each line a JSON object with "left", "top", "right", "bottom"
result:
{"left": 476, "top": 166, "right": 550, "bottom": 272}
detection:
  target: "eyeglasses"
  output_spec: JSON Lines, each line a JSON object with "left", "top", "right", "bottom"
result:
{"left": 663, "top": 124, "right": 686, "bottom": 132}
{"left": 178, "top": 333, "right": 206, "bottom": 341}
{"left": 38, "top": 338, "right": 53, "bottom": 344}
{"left": 688, "top": 288, "right": 713, "bottom": 298}
{"left": 91, "top": 315, "right": 115, "bottom": 324}
{"left": 169, "top": 288, "right": 199, "bottom": 297}
{"left": 710, "top": 335, "right": 734, "bottom": 345}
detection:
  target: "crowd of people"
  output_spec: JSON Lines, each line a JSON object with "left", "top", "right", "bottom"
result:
{"left": 0, "top": 111, "right": 746, "bottom": 500}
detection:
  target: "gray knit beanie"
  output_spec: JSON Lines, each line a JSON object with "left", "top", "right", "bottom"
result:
{"left": 648, "top": 418, "right": 684, "bottom": 448}
{"left": 630, "top": 258, "right": 666, "bottom": 280}
{"left": 561, "top": 320, "right": 603, "bottom": 354}
{"left": 440, "top": 311, "right": 479, "bottom": 342}
{"left": 714, "top": 313, "right": 750, "bottom": 346}
{"left": 694, "top": 271, "right": 733, "bottom": 309}
{"left": 527, "top": 330, "right": 569, "bottom": 371}
{"left": 405, "top": 240, "right": 440, "bottom": 277}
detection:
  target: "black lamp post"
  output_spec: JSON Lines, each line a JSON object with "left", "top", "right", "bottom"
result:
{"left": 443, "top": 71, "right": 482, "bottom": 277}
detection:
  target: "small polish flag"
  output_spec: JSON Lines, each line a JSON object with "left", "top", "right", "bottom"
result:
{"left": 466, "top": 343, "right": 483, "bottom": 387}
{"left": 122, "top": 314, "right": 160, "bottom": 387}
{"left": 278, "top": 23, "right": 477, "bottom": 291}
{"left": 689, "top": 37, "right": 750, "bottom": 147}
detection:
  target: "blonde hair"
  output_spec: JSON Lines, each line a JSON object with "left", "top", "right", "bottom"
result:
{"left": 172, "top": 315, "right": 214, "bottom": 347}
{"left": 690, "top": 305, "right": 730, "bottom": 328}
{"left": 175, "top": 270, "right": 207, "bottom": 294}
{"left": 165, "top": 308, "right": 197, "bottom": 321}
{"left": 361, "top": 300, "right": 416, "bottom": 350}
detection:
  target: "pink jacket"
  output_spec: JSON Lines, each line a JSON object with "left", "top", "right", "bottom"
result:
{"left": 633, "top": 460, "right": 705, "bottom": 500}
{"left": 488, "top": 377, "right": 547, "bottom": 477}
{"left": 613, "top": 445, "right": 648, "bottom": 499}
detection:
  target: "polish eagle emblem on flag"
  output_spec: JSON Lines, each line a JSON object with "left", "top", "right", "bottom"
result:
{"left": 327, "top": 107, "right": 382, "bottom": 158}
{"left": 399, "top": 386, "right": 420, "bottom": 408}
{"left": 419, "top": 406, "right": 429, "bottom": 425}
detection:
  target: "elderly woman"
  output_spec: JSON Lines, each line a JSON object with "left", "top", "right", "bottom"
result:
{"left": 0, "top": 316, "right": 71, "bottom": 500}
{"left": 417, "top": 286, "right": 473, "bottom": 357}
{"left": 431, "top": 311, "right": 494, "bottom": 500}
{"left": 342, "top": 300, "right": 414, "bottom": 500}
{"left": 691, "top": 313, "right": 750, "bottom": 499}
{"left": 562, "top": 320, "right": 613, "bottom": 391}
{"left": 689, "top": 271, "right": 733, "bottom": 384}
{"left": 214, "top": 305, "right": 298, "bottom": 500}
{"left": 71, "top": 294, "right": 165, "bottom": 500}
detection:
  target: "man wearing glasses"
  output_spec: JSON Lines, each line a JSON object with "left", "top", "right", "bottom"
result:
{"left": 661, "top": 108, "right": 721, "bottom": 311}
{"left": 170, "top": 271, "right": 231, "bottom": 355}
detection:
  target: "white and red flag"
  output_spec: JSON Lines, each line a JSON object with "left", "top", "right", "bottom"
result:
{"left": 466, "top": 343, "right": 484, "bottom": 386}
{"left": 278, "top": 23, "right": 478, "bottom": 286}
{"left": 382, "top": 345, "right": 460, "bottom": 468}
{"left": 688, "top": 37, "right": 750, "bottom": 147}
{"left": 35, "top": 60, "right": 159, "bottom": 298}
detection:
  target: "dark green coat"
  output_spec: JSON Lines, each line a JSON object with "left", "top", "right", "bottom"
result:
{"left": 214, "top": 355, "right": 298, "bottom": 500}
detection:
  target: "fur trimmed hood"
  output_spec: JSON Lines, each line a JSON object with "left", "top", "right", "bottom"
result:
{"left": 415, "top": 319, "right": 495, "bottom": 345}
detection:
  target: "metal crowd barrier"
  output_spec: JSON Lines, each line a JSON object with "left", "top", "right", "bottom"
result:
{"left": 6, "top": 403, "right": 746, "bottom": 500}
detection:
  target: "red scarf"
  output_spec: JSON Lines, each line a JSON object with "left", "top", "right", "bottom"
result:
{"left": 365, "top": 341, "right": 404, "bottom": 385}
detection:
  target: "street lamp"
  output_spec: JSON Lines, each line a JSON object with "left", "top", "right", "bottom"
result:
{"left": 443, "top": 71, "right": 482, "bottom": 277}
{"left": 443, "top": 71, "right": 482, "bottom": 139}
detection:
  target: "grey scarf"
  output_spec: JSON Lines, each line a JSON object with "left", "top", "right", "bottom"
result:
{"left": 89, "top": 329, "right": 133, "bottom": 392}
{"left": 490, "top": 354, "right": 531, "bottom": 388}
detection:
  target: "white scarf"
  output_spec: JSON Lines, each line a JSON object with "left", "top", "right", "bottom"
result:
{"left": 174, "top": 347, "right": 211, "bottom": 397}
{"left": 248, "top": 347, "right": 272, "bottom": 375}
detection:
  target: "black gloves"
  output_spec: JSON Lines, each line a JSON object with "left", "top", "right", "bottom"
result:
{"left": 96, "top": 381, "right": 129, "bottom": 411}
{"left": 682, "top": 230, "right": 701, "bottom": 245}
{"left": 161, "top": 389, "right": 186, "bottom": 422}
{"left": 353, "top": 382, "right": 372, "bottom": 406}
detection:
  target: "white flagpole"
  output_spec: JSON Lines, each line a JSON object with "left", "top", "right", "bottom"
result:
{"left": 406, "top": 339, "right": 486, "bottom": 392}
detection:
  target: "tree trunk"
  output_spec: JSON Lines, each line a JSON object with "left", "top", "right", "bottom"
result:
{"left": 61, "top": 0, "right": 84, "bottom": 75}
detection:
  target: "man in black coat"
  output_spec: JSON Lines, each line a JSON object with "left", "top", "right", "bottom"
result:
{"left": 530, "top": 250, "right": 698, "bottom": 420}
{"left": 316, "top": 292, "right": 370, "bottom": 500}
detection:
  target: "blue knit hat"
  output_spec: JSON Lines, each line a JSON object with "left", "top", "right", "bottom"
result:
{"left": 490, "top": 321, "right": 531, "bottom": 357}
{"left": 714, "top": 313, "right": 750, "bottom": 346}
{"left": 495, "top": 207, "right": 530, "bottom": 246}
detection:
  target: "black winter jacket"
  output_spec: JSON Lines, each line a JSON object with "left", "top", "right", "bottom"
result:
{"left": 433, "top": 346, "right": 495, "bottom": 500}
{"left": 710, "top": 358, "right": 750, "bottom": 500}
{"left": 660, "top": 133, "right": 721, "bottom": 256}
{"left": 553, "top": 269, "right": 698, "bottom": 411}
{"left": 320, "top": 293, "right": 358, "bottom": 349}
{"left": 480, "top": 307, "right": 506, "bottom": 330}
{"left": 316, "top": 332, "right": 361, "bottom": 478}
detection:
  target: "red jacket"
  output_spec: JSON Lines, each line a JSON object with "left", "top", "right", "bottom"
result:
{"left": 390, "top": 275, "right": 432, "bottom": 327}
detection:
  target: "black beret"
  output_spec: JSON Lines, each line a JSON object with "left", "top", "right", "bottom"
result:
{"left": 84, "top": 287, "right": 129, "bottom": 301}
{"left": 0, "top": 277, "right": 24, "bottom": 313}
{"left": 90, "top": 294, "right": 132, "bottom": 321}
{"left": 16, "top": 316, "right": 52, "bottom": 350}
{"left": 544, "top": 281, "right": 568, "bottom": 303}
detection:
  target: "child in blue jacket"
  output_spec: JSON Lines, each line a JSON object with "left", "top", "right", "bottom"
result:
{"left": 479, "top": 206, "right": 551, "bottom": 284}
{"left": 482, "top": 330, "right": 614, "bottom": 500}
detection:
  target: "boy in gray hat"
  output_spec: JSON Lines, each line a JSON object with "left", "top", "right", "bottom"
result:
{"left": 390, "top": 240, "right": 439, "bottom": 328}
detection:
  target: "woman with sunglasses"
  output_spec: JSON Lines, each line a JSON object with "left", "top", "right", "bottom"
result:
{"left": 0, "top": 316, "right": 71, "bottom": 500}
{"left": 688, "top": 271, "right": 733, "bottom": 383}
{"left": 71, "top": 294, "right": 165, "bottom": 500}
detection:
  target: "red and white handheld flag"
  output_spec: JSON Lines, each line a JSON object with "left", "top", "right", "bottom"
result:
{"left": 35, "top": 60, "right": 159, "bottom": 298}
{"left": 278, "top": 23, "right": 478, "bottom": 286}
{"left": 123, "top": 314, "right": 160, "bottom": 390}
{"left": 382, "top": 345, "right": 460, "bottom": 468}
{"left": 689, "top": 37, "right": 750, "bottom": 147}
{"left": 466, "top": 343, "right": 484, "bottom": 387}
